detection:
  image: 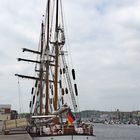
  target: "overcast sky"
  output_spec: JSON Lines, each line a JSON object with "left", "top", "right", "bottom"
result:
{"left": 0, "top": 0, "right": 140, "bottom": 112}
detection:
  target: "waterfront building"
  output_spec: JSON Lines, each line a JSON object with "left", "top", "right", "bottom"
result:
{"left": 0, "top": 104, "right": 11, "bottom": 121}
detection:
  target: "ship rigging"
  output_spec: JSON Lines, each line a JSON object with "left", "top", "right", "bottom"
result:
{"left": 15, "top": 0, "right": 95, "bottom": 139}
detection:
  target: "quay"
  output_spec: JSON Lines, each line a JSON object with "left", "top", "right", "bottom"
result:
{"left": 0, "top": 133, "right": 32, "bottom": 140}
{"left": 0, "top": 121, "right": 32, "bottom": 140}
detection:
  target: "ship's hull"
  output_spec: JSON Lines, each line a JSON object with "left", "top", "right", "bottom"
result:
{"left": 33, "top": 135, "right": 96, "bottom": 140}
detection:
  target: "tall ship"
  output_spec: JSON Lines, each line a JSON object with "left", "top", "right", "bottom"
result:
{"left": 15, "top": 0, "right": 95, "bottom": 139}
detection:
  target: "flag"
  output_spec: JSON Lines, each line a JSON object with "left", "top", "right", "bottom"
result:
{"left": 67, "top": 108, "right": 75, "bottom": 126}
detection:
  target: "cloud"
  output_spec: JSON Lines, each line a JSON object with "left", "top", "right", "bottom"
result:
{"left": 0, "top": 0, "right": 140, "bottom": 112}
{"left": 63, "top": 0, "right": 140, "bottom": 111}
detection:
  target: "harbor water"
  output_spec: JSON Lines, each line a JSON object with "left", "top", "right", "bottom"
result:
{"left": 1, "top": 122, "right": 140, "bottom": 140}
{"left": 94, "top": 123, "right": 140, "bottom": 140}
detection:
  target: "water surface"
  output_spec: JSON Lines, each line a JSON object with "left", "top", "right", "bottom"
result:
{"left": 94, "top": 123, "right": 140, "bottom": 140}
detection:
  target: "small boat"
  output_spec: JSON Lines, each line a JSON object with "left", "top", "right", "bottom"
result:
{"left": 15, "top": 0, "right": 96, "bottom": 139}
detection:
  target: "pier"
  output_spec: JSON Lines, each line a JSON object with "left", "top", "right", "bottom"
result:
{"left": 0, "top": 133, "right": 32, "bottom": 140}
{"left": 0, "top": 121, "right": 32, "bottom": 140}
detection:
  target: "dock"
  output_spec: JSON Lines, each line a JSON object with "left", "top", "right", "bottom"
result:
{"left": 0, "top": 121, "right": 32, "bottom": 140}
{"left": 0, "top": 133, "right": 32, "bottom": 140}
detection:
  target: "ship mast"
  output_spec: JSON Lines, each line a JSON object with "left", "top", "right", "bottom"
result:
{"left": 39, "top": 21, "right": 44, "bottom": 115}
{"left": 45, "top": 0, "right": 50, "bottom": 115}
{"left": 15, "top": 0, "right": 80, "bottom": 116}
{"left": 54, "top": 0, "right": 59, "bottom": 111}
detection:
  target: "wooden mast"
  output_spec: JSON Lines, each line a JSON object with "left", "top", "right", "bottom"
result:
{"left": 45, "top": 0, "right": 50, "bottom": 115}
{"left": 39, "top": 21, "right": 44, "bottom": 115}
{"left": 54, "top": 0, "right": 59, "bottom": 111}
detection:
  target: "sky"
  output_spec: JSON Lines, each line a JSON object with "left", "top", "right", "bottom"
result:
{"left": 0, "top": 0, "right": 140, "bottom": 112}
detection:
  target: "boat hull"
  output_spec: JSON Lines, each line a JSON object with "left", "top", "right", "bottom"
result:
{"left": 33, "top": 135, "right": 96, "bottom": 140}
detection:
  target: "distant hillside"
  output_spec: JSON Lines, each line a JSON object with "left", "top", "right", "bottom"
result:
{"left": 78, "top": 110, "right": 140, "bottom": 120}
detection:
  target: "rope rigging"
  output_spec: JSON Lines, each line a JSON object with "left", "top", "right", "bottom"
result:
{"left": 16, "top": 0, "right": 81, "bottom": 117}
{"left": 17, "top": 77, "right": 25, "bottom": 115}
{"left": 17, "top": 77, "right": 22, "bottom": 115}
